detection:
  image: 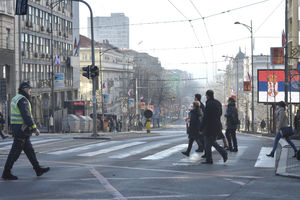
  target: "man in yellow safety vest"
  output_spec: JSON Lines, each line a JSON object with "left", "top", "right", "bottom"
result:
{"left": 1, "top": 81, "right": 50, "bottom": 180}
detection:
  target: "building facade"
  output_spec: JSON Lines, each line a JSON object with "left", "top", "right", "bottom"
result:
{"left": 88, "top": 13, "right": 129, "bottom": 49}
{"left": 0, "top": 0, "right": 80, "bottom": 131}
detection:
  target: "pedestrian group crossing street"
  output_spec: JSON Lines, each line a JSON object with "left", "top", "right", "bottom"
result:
{"left": 0, "top": 134, "right": 275, "bottom": 168}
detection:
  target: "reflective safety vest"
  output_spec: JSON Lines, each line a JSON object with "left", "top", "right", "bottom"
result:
{"left": 10, "top": 94, "right": 36, "bottom": 129}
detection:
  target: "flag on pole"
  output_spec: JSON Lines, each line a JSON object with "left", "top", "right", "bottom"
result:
{"left": 282, "top": 30, "right": 286, "bottom": 47}
{"left": 74, "top": 39, "right": 80, "bottom": 56}
{"left": 137, "top": 40, "right": 143, "bottom": 45}
{"left": 247, "top": 72, "right": 252, "bottom": 81}
{"left": 140, "top": 96, "right": 144, "bottom": 100}
{"left": 148, "top": 98, "right": 151, "bottom": 105}
{"left": 54, "top": 55, "right": 60, "bottom": 66}
{"left": 102, "top": 82, "right": 107, "bottom": 89}
{"left": 231, "top": 88, "right": 235, "bottom": 96}
{"left": 128, "top": 89, "right": 132, "bottom": 96}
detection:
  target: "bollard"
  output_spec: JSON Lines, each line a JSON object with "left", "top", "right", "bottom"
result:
{"left": 146, "top": 119, "right": 151, "bottom": 133}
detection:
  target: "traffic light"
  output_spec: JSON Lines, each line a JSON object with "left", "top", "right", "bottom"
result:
{"left": 82, "top": 65, "right": 90, "bottom": 79}
{"left": 90, "top": 66, "right": 99, "bottom": 79}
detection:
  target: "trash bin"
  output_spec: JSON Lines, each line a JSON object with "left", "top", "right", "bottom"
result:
{"left": 62, "top": 114, "right": 80, "bottom": 133}
{"left": 86, "top": 116, "right": 93, "bottom": 132}
{"left": 77, "top": 115, "right": 88, "bottom": 132}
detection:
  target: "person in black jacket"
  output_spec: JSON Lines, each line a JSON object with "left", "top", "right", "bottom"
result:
{"left": 200, "top": 90, "right": 228, "bottom": 164}
{"left": 182, "top": 101, "right": 203, "bottom": 157}
{"left": 2, "top": 82, "right": 50, "bottom": 180}
{"left": 0, "top": 111, "right": 8, "bottom": 139}
{"left": 225, "top": 97, "right": 239, "bottom": 152}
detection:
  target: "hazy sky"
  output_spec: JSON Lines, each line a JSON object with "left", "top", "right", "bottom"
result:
{"left": 79, "top": 0, "right": 285, "bottom": 81}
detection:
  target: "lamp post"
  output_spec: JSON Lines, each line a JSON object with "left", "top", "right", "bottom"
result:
{"left": 234, "top": 20, "right": 254, "bottom": 132}
{"left": 99, "top": 47, "right": 118, "bottom": 131}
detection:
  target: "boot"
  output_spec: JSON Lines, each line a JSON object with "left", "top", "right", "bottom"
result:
{"left": 266, "top": 152, "right": 274, "bottom": 158}
{"left": 2, "top": 170, "right": 18, "bottom": 180}
{"left": 35, "top": 166, "right": 50, "bottom": 177}
{"left": 181, "top": 151, "right": 190, "bottom": 157}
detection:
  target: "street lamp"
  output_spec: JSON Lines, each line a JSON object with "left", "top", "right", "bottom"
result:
{"left": 99, "top": 47, "right": 118, "bottom": 131}
{"left": 234, "top": 20, "right": 254, "bottom": 132}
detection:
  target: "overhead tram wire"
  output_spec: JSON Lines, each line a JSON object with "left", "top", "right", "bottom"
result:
{"left": 75, "top": 0, "right": 271, "bottom": 30}
{"left": 189, "top": 0, "right": 215, "bottom": 78}
{"left": 167, "top": 0, "right": 209, "bottom": 84}
{"left": 254, "top": 0, "right": 284, "bottom": 34}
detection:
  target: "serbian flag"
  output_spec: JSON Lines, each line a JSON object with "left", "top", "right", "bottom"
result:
{"left": 102, "top": 82, "right": 107, "bottom": 89}
{"left": 282, "top": 30, "right": 286, "bottom": 47}
{"left": 54, "top": 55, "right": 60, "bottom": 66}
{"left": 128, "top": 89, "right": 131, "bottom": 96}
{"left": 140, "top": 96, "right": 144, "bottom": 100}
{"left": 74, "top": 39, "right": 80, "bottom": 56}
{"left": 247, "top": 72, "right": 252, "bottom": 82}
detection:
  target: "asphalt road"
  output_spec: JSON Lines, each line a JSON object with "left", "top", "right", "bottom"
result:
{"left": 0, "top": 120, "right": 300, "bottom": 200}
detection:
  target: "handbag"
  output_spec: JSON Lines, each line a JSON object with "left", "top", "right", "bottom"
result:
{"left": 280, "top": 127, "right": 295, "bottom": 138}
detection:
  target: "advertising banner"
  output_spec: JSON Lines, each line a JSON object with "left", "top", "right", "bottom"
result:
{"left": 270, "top": 47, "right": 284, "bottom": 65}
{"left": 257, "top": 70, "right": 300, "bottom": 103}
{"left": 243, "top": 81, "right": 251, "bottom": 91}
{"left": 54, "top": 73, "right": 64, "bottom": 88}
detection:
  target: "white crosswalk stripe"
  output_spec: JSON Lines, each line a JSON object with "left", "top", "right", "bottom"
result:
{"left": 0, "top": 138, "right": 60, "bottom": 150}
{"left": 48, "top": 141, "right": 120, "bottom": 155}
{"left": 109, "top": 137, "right": 185, "bottom": 159}
{"left": 254, "top": 147, "right": 275, "bottom": 168}
{"left": 78, "top": 141, "right": 145, "bottom": 157}
{"left": 142, "top": 144, "right": 187, "bottom": 160}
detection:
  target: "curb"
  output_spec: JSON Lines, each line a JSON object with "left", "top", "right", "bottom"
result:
{"left": 239, "top": 132, "right": 300, "bottom": 179}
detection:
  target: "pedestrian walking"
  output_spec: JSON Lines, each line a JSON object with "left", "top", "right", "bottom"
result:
{"left": 267, "top": 101, "right": 298, "bottom": 158}
{"left": 260, "top": 119, "right": 266, "bottom": 131}
{"left": 0, "top": 111, "right": 9, "bottom": 139}
{"left": 200, "top": 90, "right": 228, "bottom": 164}
{"left": 182, "top": 101, "right": 203, "bottom": 157}
{"left": 294, "top": 110, "right": 300, "bottom": 135}
{"left": 246, "top": 118, "right": 250, "bottom": 132}
{"left": 224, "top": 97, "right": 239, "bottom": 152}
{"left": 1, "top": 82, "right": 50, "bottom": 180}
{"left": 194, "top": 94, "right": 206, "bottom": 152}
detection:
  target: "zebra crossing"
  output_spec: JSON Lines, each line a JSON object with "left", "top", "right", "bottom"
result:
{"left": 0, "top": 135, "right": 275, "bottom": 168}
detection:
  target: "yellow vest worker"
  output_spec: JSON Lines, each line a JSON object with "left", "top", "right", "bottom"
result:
{"left": 1, "top": 82, "right": 50, "bottom": 180}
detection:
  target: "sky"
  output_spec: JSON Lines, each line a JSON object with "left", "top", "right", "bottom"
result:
{"left": 79, "top": 0, "right": 285, "bottom": 83}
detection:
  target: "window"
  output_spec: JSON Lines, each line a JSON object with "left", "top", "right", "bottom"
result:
{"left": 6, "top": 28, "right": 10, "bottom": 49}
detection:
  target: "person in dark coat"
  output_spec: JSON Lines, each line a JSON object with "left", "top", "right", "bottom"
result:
{"left": 0, "top": 111, "right": 8, "bottom": 139}
{"left": 200, "top": 90, "right": 228, "bottom": 164}
{"left": 182, "top": 101, "right": 203, "bottom": 157}
{"left": 194, "top": 94, "right": 205, "bottom": 152}
{"left": 225, "top": 97, "right": 239, "bottom": 152}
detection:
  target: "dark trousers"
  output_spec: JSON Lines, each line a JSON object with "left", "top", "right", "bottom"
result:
{"left": 4, "top": 136, "right": 40, "bottom": 171}
{"left": 185, "top": 138, "right": 203, "bottom": 153}
{"left": 225, "top": 128, "right": 238, "bottom": 149}
{"left": 0, "top": 129, "right": 6, "bottom": 139}
{"left": 204, "top": 135, "right": 227, "bottom": 162}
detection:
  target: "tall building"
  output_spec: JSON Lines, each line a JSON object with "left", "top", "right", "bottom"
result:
{"left": 0, "top": 0, "right": 15, "bottom": 104}
{"left": 88, "top": 13, "right": 129, "bottom": 49}
{"left": 0, "top": 0, "right": 80, "bottom": 131}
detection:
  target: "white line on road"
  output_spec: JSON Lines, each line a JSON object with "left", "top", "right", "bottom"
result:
{"left": 254, "top": 147, "right": 275, "bottom": 168}
{"left": 109, "top": 137, "right": 185, "bottom": 159}
{"left": 142, "top": 144, "right": 187, "bottom": 160}
{"left": 48, "top": 141, "right": 119, "bottom": 155}
{"left": 78, "top": 141, "right": 145, "bottom": 157}
{"left": 0, "top": 139, "right": 60, "bottom": 150}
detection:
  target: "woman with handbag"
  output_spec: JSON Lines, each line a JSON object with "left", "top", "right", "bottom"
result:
{"left": 182, "top": 101, "right": 203, "bottom": 157}
{"left": 267, "top": 101, "right": 297, "bottom": 158}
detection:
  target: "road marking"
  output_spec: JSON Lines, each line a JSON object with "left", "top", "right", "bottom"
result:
{"left": 48, "top": 141, "right": 119, "bottom": 155}
{"left": 215, "top": 146, "right": 247, "bottom": 165}
{"left": 89, "top": 167, "right": 126, "bottom": 200}
{"left": 109, "top": 137, "right": 185, "bottom": 159}
{"left": 142, "top": 144, "right": 187, "bottom": 160}
{"left": 254, "top": 147, "right": 275, "bottom": 168}
{"left": 78, "top": 141, "right": 145, "bottom": 157}
{"left": 0, "top": 139, "right": 60, "bottom": 150}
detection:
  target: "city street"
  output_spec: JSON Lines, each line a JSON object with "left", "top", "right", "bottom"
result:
{"left": 0, "top": 120, "right": 299, "bottom": 200}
